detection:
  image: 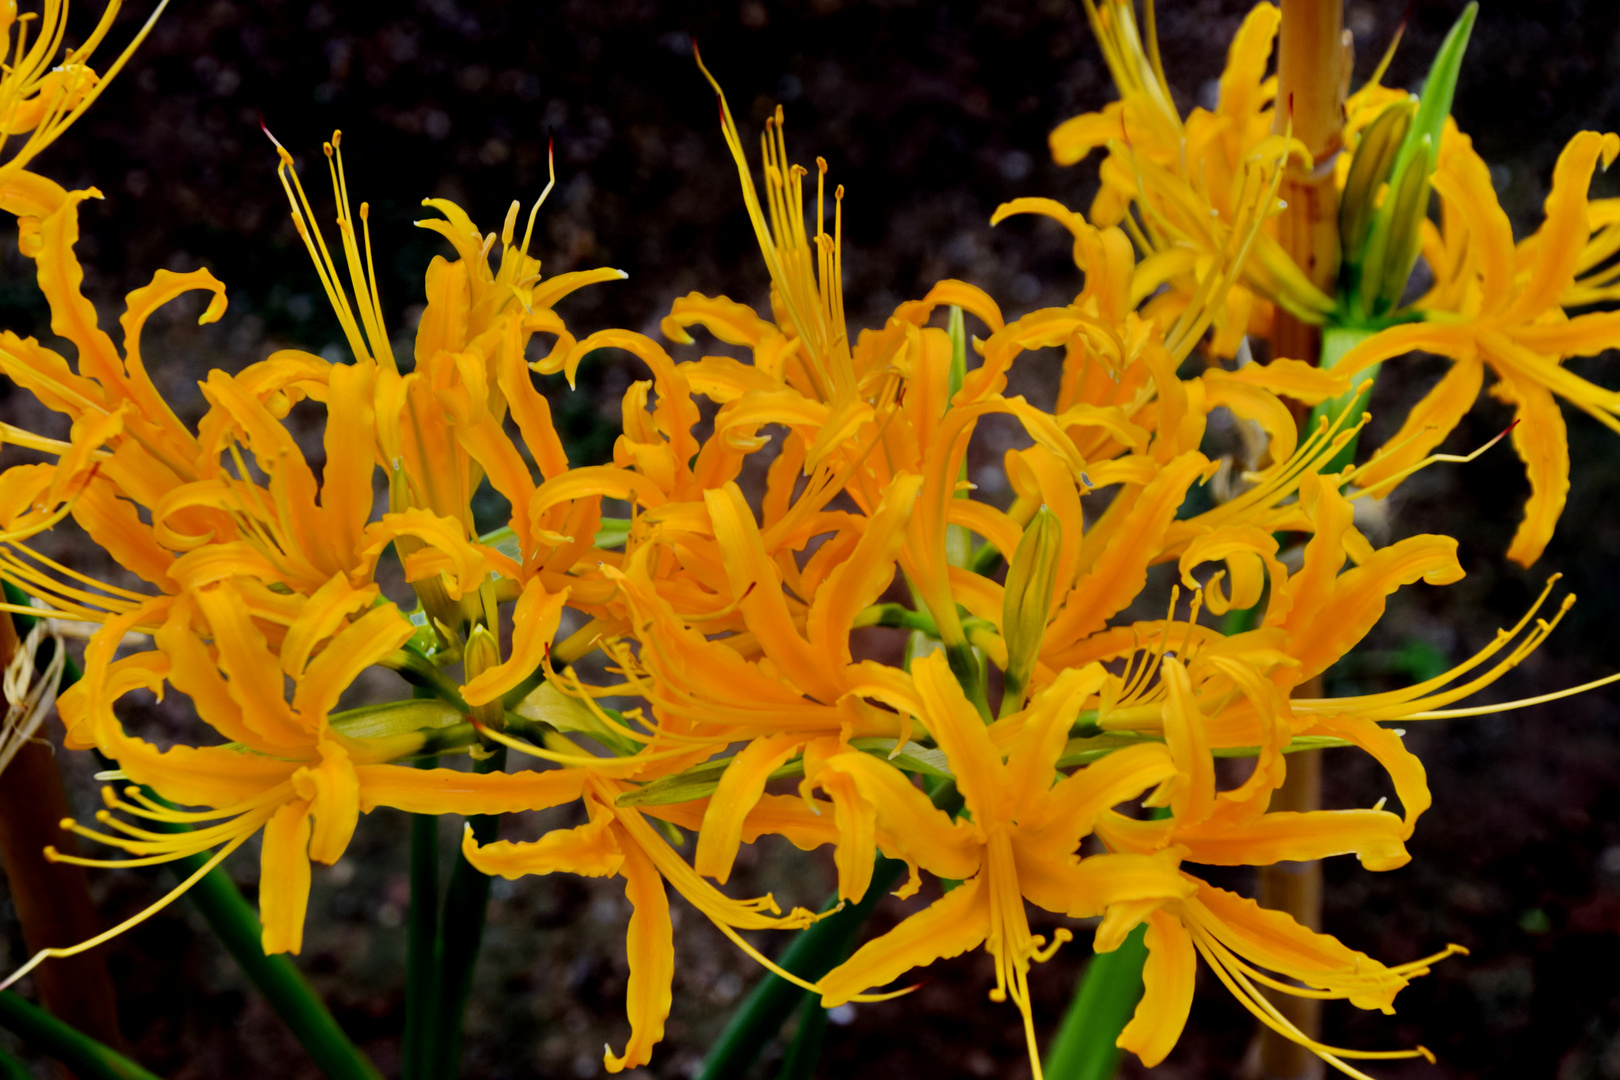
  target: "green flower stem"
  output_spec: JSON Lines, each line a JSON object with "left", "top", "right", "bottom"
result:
{"left": 0, "top": 992, "right": 160, "bottom": 1080}
{"left": 696, "top": 855, "right": 906, "bottom": 1080}
{"left": 431, "top": 746, "right": 508, "bottom": 1078}
{"left": 402, "top": 753, "right": 441, "bottom": 1080}
{"left": 0, "top": 1041, "right": 30, "bottom": 1080}
{"left": 774, "top": 993, "right": 830, "bottom": 1080}
{"left": 1307, "top": 324, "right": 1380, "bottom": 476}
{"left": 164, "top": 841, "right": 383, "bottom": 1080}
{"left": 1040, "top": 923, "right": 1149, "bottom": 1080}
{"left": 697, "top": 780, "right": 962, "bottom": 1080}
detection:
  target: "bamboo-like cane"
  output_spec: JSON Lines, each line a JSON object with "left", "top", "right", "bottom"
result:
{"left": 1261, "top": 2, "right": 1348, "bottom": 1078}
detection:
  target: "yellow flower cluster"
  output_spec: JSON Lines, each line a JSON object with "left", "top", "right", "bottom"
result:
{"left": 1058, "top": 0, "right": 1620, "bottom": 566}
{"left": 0, "top": 4, "right": 1612, "bottom": 1078}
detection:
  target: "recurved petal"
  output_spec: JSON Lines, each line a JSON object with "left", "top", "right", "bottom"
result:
{"left": 1493, "top": 369, "right": 1570, "bottom": 567}
{"left": 292, "top": 741, "right": 361, "bottom": 865}
{"left": 461, "top": 578, "right": 567, "bottom": 706}
{"left": 604, "top": 838, "right": 675, "bottom": 1073}
{"left": 462, "top": 808, "right": 624, "bottom": 880}
{"left": 818, "top": 873, "right": 989, "bottom": 1007}
{"left": 1175, "top": 808, "right": 1411, "bottom": 871}
{"left": 1353, "top": 358, "right": 1483, "bottom": 496}
{"left": 1117, "top": 911, "right": 1198, "bottom": 1067}
{"left": 811, "top": 746, "right": 981, "bottom": 883}
{"left": 694, "top": 732, "right": 807, "bottom": 884}
{"left": 1506, "top": 131, "right": 1620, "bottom": 324}
{"left": 1186, "top": 881, "right": 1407, "bottom": 1011}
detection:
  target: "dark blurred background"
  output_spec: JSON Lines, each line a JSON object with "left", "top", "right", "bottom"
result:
{"left": 3, "top": 0, "right": 1620, "bottom": 1077}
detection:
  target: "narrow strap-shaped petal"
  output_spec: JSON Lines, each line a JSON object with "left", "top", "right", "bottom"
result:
{"left": 279, "top": 574, "right": 379, "bottom": 679}
{"left": 1185, "top": 881, "right": 1406, "bottom": 1011}
{"left": 1506, "top": 131, "right": 1620, "bottom": 324}
{"left": 1176, "top": 808, "right": 1410, "bottom": 871}
{"left": 193, "top": 581, "right": 311, "bottom": 749}
{"left": 818, "top": 872, "right": 989, "bottom": 1007}
{"left": 1306, "top": 714, "right": 1430, "bottom": 837}
{"left": 292, "top": 602, "right": 415, "bottom": 722}
{"left": 806, "top": 473, "right": 920, "bottom": 663}
{"left": 1160, "top": 658, "right": 1215, "bottom": 825}
{"left": 603, "top": 834, "right": 674, "bottom": 1074}
{"left": 809, "top": 745, "right": 981, "bottom": 883}
{"left": 1430, "top": 132, "right": 1517, "bottom": 314}
{"left": 1023, "top": 742, "right": 1179, "bottom": 856}
{"left": 461, "top": 803, "right": 624, "bottom": 880}
{"left": 259, "top": 799, "right": 314, "bottom": 955}
{"left": 1046, "top": 452, "right": 1208, "bottom": 652}
{"left": 1287, "top": 532, "right": 1465, "bottom": 681}
{"left": 1490, "top": 365, "right": 1569, "bottom": 567}
{"left": 1117, "top": 910, "right": 1198, "bottom": 1067}
{"left": 356, "top": 763, "right": 587, "bottom": 815}
{"left": 912, "top": 650, "right": 1007, "bottom": 824}
{"left": 1354, "top": 358, "right": 1483, "bottom": 495}
{"left": 292, "top": 740, "right": 360, "bottom": 865}
{"left": 694, "top": 732, "right": 807, "bottom": 883}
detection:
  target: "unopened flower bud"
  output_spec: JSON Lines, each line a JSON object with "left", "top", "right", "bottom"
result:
{"left": 1000, "top": 506, "right": 1062, "bottom": 716}
{"left": 462, "top": 624, "right": 505, "bottom": 729}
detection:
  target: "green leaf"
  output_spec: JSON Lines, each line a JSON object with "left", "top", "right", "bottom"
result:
{"left": 512, "top": 682, "right": 641, "bottom": 756}
{"left": 329, "top": 699, "right": 462, "bottom": 740}
{"left": 1393, "top": 2, "right": 1477, "bottom": 186}
{"left": 849, "top": 738, "right": 953, "bottom": 780}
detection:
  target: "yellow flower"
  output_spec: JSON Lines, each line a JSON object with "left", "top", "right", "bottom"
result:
{"left": 6, "top": 579, "right": 540, "bottom": 970}
{"left": 463, "top": 769, "right": 823, "bottom": 1073}
{"left": 0, "top": 0, "right": 165, "bottom": 213}
{"left": 812, "top": 653, "right": 1190, "bottom": 1080}
{"left": 1048, "top": 0, "right": 1332, "bottom": 349}
{"left": 1340, "top": 129, "right": 1620, "bottom": 565}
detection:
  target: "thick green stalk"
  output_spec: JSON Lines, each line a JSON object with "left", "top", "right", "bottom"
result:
{"left": 0, "top": 992, "right": 160, "bottom": 1080}
{"left": 1307, "top": 324, "right": 1380, "bottom": 476}
{"left": 166, "top": 844, "right": 383, "bottom": 1080}
{"left": 775, "top": 994, "right": 830, "bottom": 1080}
{"left": 431, "top": 746, "right": 508, "bottom": 1077}
{"left": 0, "top": 1041, "right": 30, "bottom": 1080}
{"left": 696, "top": 854, "right": 907, "bottom": 1080}
{"left": 1041, "top": 924, "right": 1149, "bottom": 1080}
{"left": 697, "top": 780, "right": 961, "bottom": 1080}
{"left": 402, "top": 753, "right": 441, "bottom": 1080}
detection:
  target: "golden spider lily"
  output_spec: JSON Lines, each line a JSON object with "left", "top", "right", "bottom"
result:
{"left": 17, "top": 581, "right": 557, "bottom": 965}
{"left": 463, "top": 768, "right": 828, "bottom": 1073}
{"left": 0, "top": 0, "right": 166, "bottom": 216}
{"left": 1340, "top": 128, "right": 1620, "bottom": 566}
{"left": 1048, "top": 0, "right": 1331, "bottom": 349}
{"left": 428, "top": 67, "right": 1581, "bottom": 1077}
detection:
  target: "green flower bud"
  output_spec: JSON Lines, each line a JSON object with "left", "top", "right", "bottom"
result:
{"left": 462, "top": 623, "right": 505, "bottom": 729}
{"left": 1000, "top": 506, "right": 1063, "bottom": 717}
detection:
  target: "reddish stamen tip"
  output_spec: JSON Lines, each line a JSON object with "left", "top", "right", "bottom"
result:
{"left": 257, "top": 111, "right": 286, "bottom": 151}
